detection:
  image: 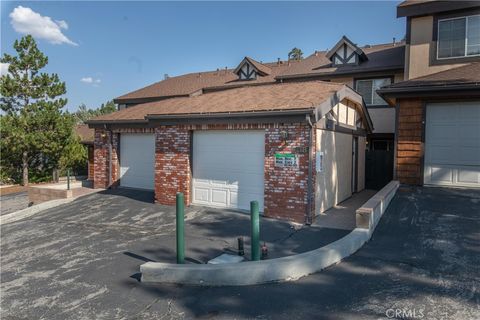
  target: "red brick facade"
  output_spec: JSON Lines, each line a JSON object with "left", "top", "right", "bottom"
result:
{"left": 396, "top": 98, "right": 424, "bottom": 185}
{"left": 154, "top": 127, "right": 191, "bottom": 205}
{"left": 93, "top": 123, "right": 315, "bottom": 223}
{"left": 264, "top": 124, "right": 313, "bottom": 222}
{"left": 93, "top": 129, "right": 119, "bottom": 189}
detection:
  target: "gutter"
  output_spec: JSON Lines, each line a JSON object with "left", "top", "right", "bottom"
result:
{"left": 145, "top": 109, "right": 315, "bottom": 120}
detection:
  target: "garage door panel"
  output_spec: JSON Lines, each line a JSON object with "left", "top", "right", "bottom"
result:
{"left": 458, "top": 168, "right": 480, "bottom": 184}
{"left": 120, "top": 134, "right": 155, "bottom": 190}
{"left": 192, "top": 131, "right": 265, "bottom": 210}
{"left": 425, "top": 102, "right": 480, "bottom": 188}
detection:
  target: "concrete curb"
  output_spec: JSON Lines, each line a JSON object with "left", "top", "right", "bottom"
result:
{"left": 140, "top": 181, "right": 400, "bottom": 286}
{"left": 0, "top": 189, "right": 103, "bottom": 226}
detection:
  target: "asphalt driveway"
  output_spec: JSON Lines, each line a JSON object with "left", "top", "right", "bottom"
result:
{"left": 1, "top": 186, "right": 479, "bottom": 319}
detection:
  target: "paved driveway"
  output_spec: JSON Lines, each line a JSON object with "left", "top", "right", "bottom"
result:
{"left": 1, "top": 186, "right": 479, "bottom": 319}
{"left": 0, "top": 191, "right": 29, "bottom": 215}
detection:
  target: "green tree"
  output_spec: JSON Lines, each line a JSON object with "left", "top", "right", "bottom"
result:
{"left": 74, "top": 100, "right": 116, "bottom": 124}
{"left": 288, "top": 47, "right": 304, "bottom": 61}
{"left": 0, "top": 35, "right": 70, "bottom": 185}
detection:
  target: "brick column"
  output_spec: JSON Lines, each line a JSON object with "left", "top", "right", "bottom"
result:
{"left": 264, "top": 124, "right": 314, "bottom": 223}
{"left": 154, "top": 126, "right": 191, "bottom": 205}
{"left": 396, "top": 98, "right": 424, "bottom": 185}
{"left": 93, "top": 129, "right": 119, "bottom": 189}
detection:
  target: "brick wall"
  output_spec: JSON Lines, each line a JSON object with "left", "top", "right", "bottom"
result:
{"left": 93, "top": 129, "right": 119, "bottom": 189}
{"left": 95, "top": 123, "right": 314, "bottom": 223}
{"left": 154, "top": 127, "right": 191, "bottom": 205}
{"left": 264, "top": 124, "right": 313, "bottom": 222}
{"left": 396, "top": 98, "right": 424, "bottom": 185}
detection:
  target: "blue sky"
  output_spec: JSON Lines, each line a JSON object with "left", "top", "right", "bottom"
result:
{"left": 1, "top": 1, "right": 405, "bottom": 112}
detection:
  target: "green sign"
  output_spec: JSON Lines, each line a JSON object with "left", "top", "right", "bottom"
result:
{"left": 275, "top": 153, "right": 295, "bottom": 158}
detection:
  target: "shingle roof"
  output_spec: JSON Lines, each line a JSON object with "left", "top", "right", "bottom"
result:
{"left": 379, "top": 62, "right": 480, "bottom": 90}
{"left": 93, "top": 81, "right": 345, "bottom": 122}
{"left": 75, "top": 124, "right": 94, "bottom": 144}
{"left": 277, "top": 42, "right": 405, "bottom": 79}
{"left": 114, "top": 42, "right": 405, "bottom": 104}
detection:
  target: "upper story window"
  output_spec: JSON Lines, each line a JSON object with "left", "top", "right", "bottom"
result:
{"left": 355, "top": 78, "right": 391, "bottom": 106}
{"left": 437, "top": 14, "right": 480, "bottom": 59}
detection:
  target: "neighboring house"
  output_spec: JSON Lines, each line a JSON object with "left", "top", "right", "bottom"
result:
{"left": 88, "top": 82, "right": 373, "bottom": 223}
{"left": 75, "top": 124, "right": 95, "bottom": 181}
{"left": 378, "top": 0, "right": 480, "bottom": 188}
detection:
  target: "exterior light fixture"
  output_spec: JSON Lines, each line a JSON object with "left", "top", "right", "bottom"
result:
{"left": 280, "top": 130, "right": 288, "bottom": 141}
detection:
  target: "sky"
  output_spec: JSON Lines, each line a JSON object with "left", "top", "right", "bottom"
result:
{"left": 1, "top": 1, "right": 406, "bottom": 112}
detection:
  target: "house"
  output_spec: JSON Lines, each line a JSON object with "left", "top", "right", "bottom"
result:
{"left": 87, "top": 0, "right": 479, "bottom": 223}
{"left": 88, "top": 81, "right": 372, "bottom": 223}
{"left": 378, "top": 0, "right": 480, "bottom": 188}
{"left": 113, "top": 38, "right": 406, "bottom": 189}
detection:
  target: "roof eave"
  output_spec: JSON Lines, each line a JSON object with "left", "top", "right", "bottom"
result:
{"left": 377, "top": 83, "right": 480, "bottom": 105}
{"left": 276, "top": 65, "right": 405, "bottom": 80}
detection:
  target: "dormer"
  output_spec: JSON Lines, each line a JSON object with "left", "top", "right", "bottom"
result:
{"left": 233, "top": 57, "right": 271, "bottom": 80}
{"left": 326, "top": 36, "right": 368, "bottom": 66}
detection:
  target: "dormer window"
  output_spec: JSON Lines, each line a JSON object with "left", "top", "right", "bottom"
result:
{"left": 437, "top": 14, "right": 480, "bottom": 59}
{"left": 233, "top": 57, "right": 271, "bottom": 81}
{"left": 326, "top": 36, "right": 368, "bottom": 66}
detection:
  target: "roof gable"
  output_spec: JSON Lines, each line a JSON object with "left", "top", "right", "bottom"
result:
{"left": 326, "top": 36, "right": 368, "bottom": 66}
{"left": 233, "top": 57, "right": 272, "bottom": 80}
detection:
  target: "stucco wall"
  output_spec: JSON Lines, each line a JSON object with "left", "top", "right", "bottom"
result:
{"left": 315, "top": 129, "right": 353, "bottom": 213}
{"left": 406, "top": 15, "right": 466, "bottom": 80}
{"left": 357, "top": 136, "right": 366, "bottom": 191}
{"left": 368, "top": 108, "right": 395, "bottom": 133}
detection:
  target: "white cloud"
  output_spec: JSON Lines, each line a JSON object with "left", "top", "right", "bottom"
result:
{"left": 81, "top": 77, "right": 93, "bottom": 83}
{"left": 0, "top": 63, "right": 10, "bottom": 76}
{"left": 81, "top": 77, "right": 101, "bottom": 86}
{"left": 55, "top": 20, "right": 68, "bottom": 30}
{"left": 9, "top": 6, "right": 77, "bottom": 46}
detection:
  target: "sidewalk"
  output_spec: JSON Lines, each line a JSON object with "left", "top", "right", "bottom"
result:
{"left": 313, "top": 189, "right": 377, "bottom": 230}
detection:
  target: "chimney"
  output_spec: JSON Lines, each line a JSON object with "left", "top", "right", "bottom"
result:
{"left": 314, "top": 50, "right": 318, "bottom": 56}
{"left": 164, "top": 74, "right": 169, "bottom": 80}
{"left": 277, "top": 58, "right": 281, "bottom": 65}
{"left": 393, "top": 37, "right": 396, "bottom": 46}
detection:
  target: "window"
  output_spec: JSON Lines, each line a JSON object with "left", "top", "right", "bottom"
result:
{"left": 355, "top": 78, "right": 391, "bottom": 106}
{"left": 438, "top": 15, "right": 480, "bottom": 59}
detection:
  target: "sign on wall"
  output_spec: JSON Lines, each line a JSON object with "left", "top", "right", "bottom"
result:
{"left": 275, "top": 153, "right": 298, "bottom": 168}
{"left": 316, "top": 152, "right": 324, "bottom": 173}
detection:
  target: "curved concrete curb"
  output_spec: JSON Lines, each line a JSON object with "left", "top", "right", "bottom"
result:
{"left": 141, "top": 181, "right": 400, "bottom": 286}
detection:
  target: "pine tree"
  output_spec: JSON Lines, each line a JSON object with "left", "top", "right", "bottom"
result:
{"left": 1, "top": 35, "right": 70, "bottom": 185}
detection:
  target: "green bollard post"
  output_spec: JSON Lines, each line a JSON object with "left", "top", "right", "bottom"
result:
{"left": 250, "top": 200, "right": 260, "bottom": 261}
{"left": 67, "top": 169, "right": 70, "bottom": 190}
{"left": 176, "top": 192, "right": 185, "bottom": 264}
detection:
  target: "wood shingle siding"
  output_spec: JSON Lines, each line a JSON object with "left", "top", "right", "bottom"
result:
{"left": 396, "top": 98, "right": 424, "bottom": 185}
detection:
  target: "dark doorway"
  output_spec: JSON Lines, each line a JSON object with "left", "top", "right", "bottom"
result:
{"left": 365, "top": 136, "right": 394, "bottom": 190}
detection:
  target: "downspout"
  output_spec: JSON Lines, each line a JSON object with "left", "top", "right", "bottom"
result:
{"left": 305, "top": 114, "right": 315, "bottom": 225}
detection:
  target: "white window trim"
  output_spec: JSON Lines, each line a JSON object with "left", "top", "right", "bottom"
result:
{"left": 437, "top": 14, "right": 480, "bottom": 60}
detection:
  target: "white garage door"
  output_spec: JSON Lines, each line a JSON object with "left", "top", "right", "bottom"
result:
{"left": 192, "top": 131, "right": 265, "bottom": 211}
{"left": 424, "top": 102, "right": 480, "bottom": 187}
{"left": 120, "top": 134, "right": 155, "bottom": 190}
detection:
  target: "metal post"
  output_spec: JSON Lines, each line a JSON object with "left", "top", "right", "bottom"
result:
{"left": 176, "top": 192, "right": 185, "bottom": 264}
{"left": 67, "top": 169, "right": 70, "bottom": 190}
{"left": 250, "top": 200, "right": 260, "bottom": 261}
